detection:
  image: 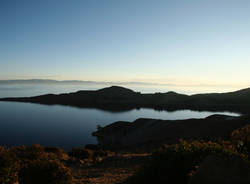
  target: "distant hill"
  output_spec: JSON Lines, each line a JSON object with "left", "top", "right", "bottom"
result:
{"left": 188, "top": 88, "right": 250, "bottom": 107}
{"left": 1, "top": 86, "right": 250, "bottom": 113}
{"left": 0, "top": 79, "right": 156, "bottom": 86}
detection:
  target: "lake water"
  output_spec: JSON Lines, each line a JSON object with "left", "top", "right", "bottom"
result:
{"left": 0, "top": 101, "right": 239, "bottom": 150}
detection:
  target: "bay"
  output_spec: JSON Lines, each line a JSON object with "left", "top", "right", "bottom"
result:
{"left": 0, "top": 101, "right": 239, "bottom": 150}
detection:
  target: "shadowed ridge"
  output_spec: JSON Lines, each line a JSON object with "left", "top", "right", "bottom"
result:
{"left": 230, "top": 87, "right": 250, "bottom": 95}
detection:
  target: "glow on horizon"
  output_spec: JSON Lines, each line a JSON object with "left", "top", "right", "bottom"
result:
{"left": 0, "top": 0, "right": 250, "bottom": 92}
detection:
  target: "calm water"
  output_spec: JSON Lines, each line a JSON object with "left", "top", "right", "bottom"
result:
{"left": 0, "top": 101, "right": 239, "bottom": 150}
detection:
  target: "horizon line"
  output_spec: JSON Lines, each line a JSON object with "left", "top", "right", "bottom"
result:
{"left": 0, "top": 78, "right": 249, "bottom": 89}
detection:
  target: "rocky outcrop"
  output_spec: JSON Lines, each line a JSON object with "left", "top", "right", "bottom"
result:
{"left": 189, "top": 155, "right": 250, "bottom": 184}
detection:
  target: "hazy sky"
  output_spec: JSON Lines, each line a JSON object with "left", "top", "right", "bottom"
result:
{"left": 1, "top": 0, "right": 250, "bottom": 89}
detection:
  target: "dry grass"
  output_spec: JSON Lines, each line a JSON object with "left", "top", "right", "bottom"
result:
{"left": 68, "top": 153, "right": 151, "bottom": 184}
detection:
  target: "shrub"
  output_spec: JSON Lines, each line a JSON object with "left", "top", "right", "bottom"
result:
{"left": 231, "top": 124, "right": 250, "bottom": 157}
{"left": 44, "top": 147, "right": 64, "bottom": 154}
{"left": 10, "top": 144, "right": 49, "bottom": 161}
{"left": 44, "top": 147, "right": 67, "bottom": 160}
{"left": 1, "top": 145, "right": 73, "bottom": 184}
{"left": 18, "top": 160, "right": 73, "bottom": 184}
{"left": 126, "top": 140, "right": 243, "bottom": 184}
{"left": 93, "top": 149, "right": 108, "bottom": 157}
{"left": 11, "top": 145, "right": 69, "bottom": 163}
{"left": 68, "top": 148, "right": 93, "bottom": 160}
{"left": 0, "top": 147, "right": 19, "bottom": 184}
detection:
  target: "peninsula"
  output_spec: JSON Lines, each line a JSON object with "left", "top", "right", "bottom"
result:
{"left": 1, "top": 86, "right": 250, "bottom": 113}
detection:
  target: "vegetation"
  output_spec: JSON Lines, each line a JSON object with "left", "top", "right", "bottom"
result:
{"left": 0, "top": 147, "right": 19, "bottom": 184}
{"left": 126, "top": 140, "right": 250, "bottom": 184}
{"left": 18, "top": 160, "right": 73, "bottom": 184}
{"left": 0, "top": 144, "right": 112, "bottom": 184}
{"left": 0, "top": 145, "right": 73, "bottom": 184}
{"left": 68, "top": 147, "right": 93, "bottom": 160}
{"left": 68, "top": 147, "right": 109, "bottom": 162}
{"left": 231, "top": 124, "right": 250, "bottom": 157}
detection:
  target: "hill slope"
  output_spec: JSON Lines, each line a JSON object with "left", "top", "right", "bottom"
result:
{"left": 1, "top": 86, "right": 250, "bottom": 113}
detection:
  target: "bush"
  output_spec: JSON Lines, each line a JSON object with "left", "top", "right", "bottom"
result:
{"left": 93, "top": 149, "right": 108, "bottom": 158}
{"left": 11, "top": 144, "right": 48, "bottom": 161}
{"left": 11, "top": 145, "right": 67, "bottom": 161}
{"left": 126, "top": 140, "right": 243, "bottom": 184}
{"left": 0, "top": 147, "right": 19, "bottom": 184}
{"left": 0, "top": 145, "right": 73, "bottom": 184}
{"left": 44, "top": 147, "right": 64, "bottom": 154}
{"left": 231, "top": 124, "right": 250, "bottom": 157}
{"left": 18, "top": 160, "right": 73, "bottom": 184}
{"left": 44, "top": 147, "right": 67, "bottom": 160}
{"left": 68, "top": 148, "right": 93, "bottom": 160}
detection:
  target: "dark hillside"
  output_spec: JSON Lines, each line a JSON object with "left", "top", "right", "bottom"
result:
{"left": 1, "top": 86, "right": 250, "bottom": 113}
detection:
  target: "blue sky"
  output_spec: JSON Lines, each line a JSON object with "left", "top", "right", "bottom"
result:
{"left": 1, "top": 0, "right": 250, "bottom": 90}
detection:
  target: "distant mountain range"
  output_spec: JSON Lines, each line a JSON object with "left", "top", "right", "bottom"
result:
{"left": 1, "top": 86, "right": 250, "bottom": 113}
{"left": 0, "top": 79, "right": 157, "bottom": 86}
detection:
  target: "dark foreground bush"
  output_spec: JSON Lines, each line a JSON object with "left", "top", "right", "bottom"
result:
{"left": 44, "top": 146, "right": 65, "bottom": 155}
{"left": 0, "top": 147, "right": 19, "bottom": 184}
{"left": 68, "top": 148, "right": 93, "bottom": 160}
{"left": 126, "top": 140, "right": 246, "bottom": 184}
{"left": 11, "top": 144, "right": 47, "bottom": 161}
{"left": 11, "top": 144, "right": 67, "bottom": 162}
{"left": 18, "top": 160, "right": 73, "bottom": 184}
{"left": 231, "top": 124, "right": 250, "bottom": 157}
{"left": 68, "top": 147, "right": 110, "bottom": 161}
{"left": 44, "top": 146, "right": 67, "bottom": 159}
{"left": 93, "top": 149, "right": 109, "bottom": 158}
{"left": 1, "top": 145, "right": 73, "bottom": 184}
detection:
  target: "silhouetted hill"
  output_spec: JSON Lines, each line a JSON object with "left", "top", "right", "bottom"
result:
{"left": 93, "top": 114, "right": 250, "bottom": 149}
{"left": 96, "top": 86, "right": 137, "bottom": 95}
{"left": 188, "top": 88, "right": 250, "bottom": 107}
{"left": 1, "top": 86, "right": 250, "bottom": 113}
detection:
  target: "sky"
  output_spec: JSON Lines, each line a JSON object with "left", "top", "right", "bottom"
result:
{"left": 1, "top": 0, "right": 250, "bottom": 92}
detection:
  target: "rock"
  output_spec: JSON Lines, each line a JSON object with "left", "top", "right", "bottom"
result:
{"left": 189, "top": 155, "right": 250, "bottom": 184}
